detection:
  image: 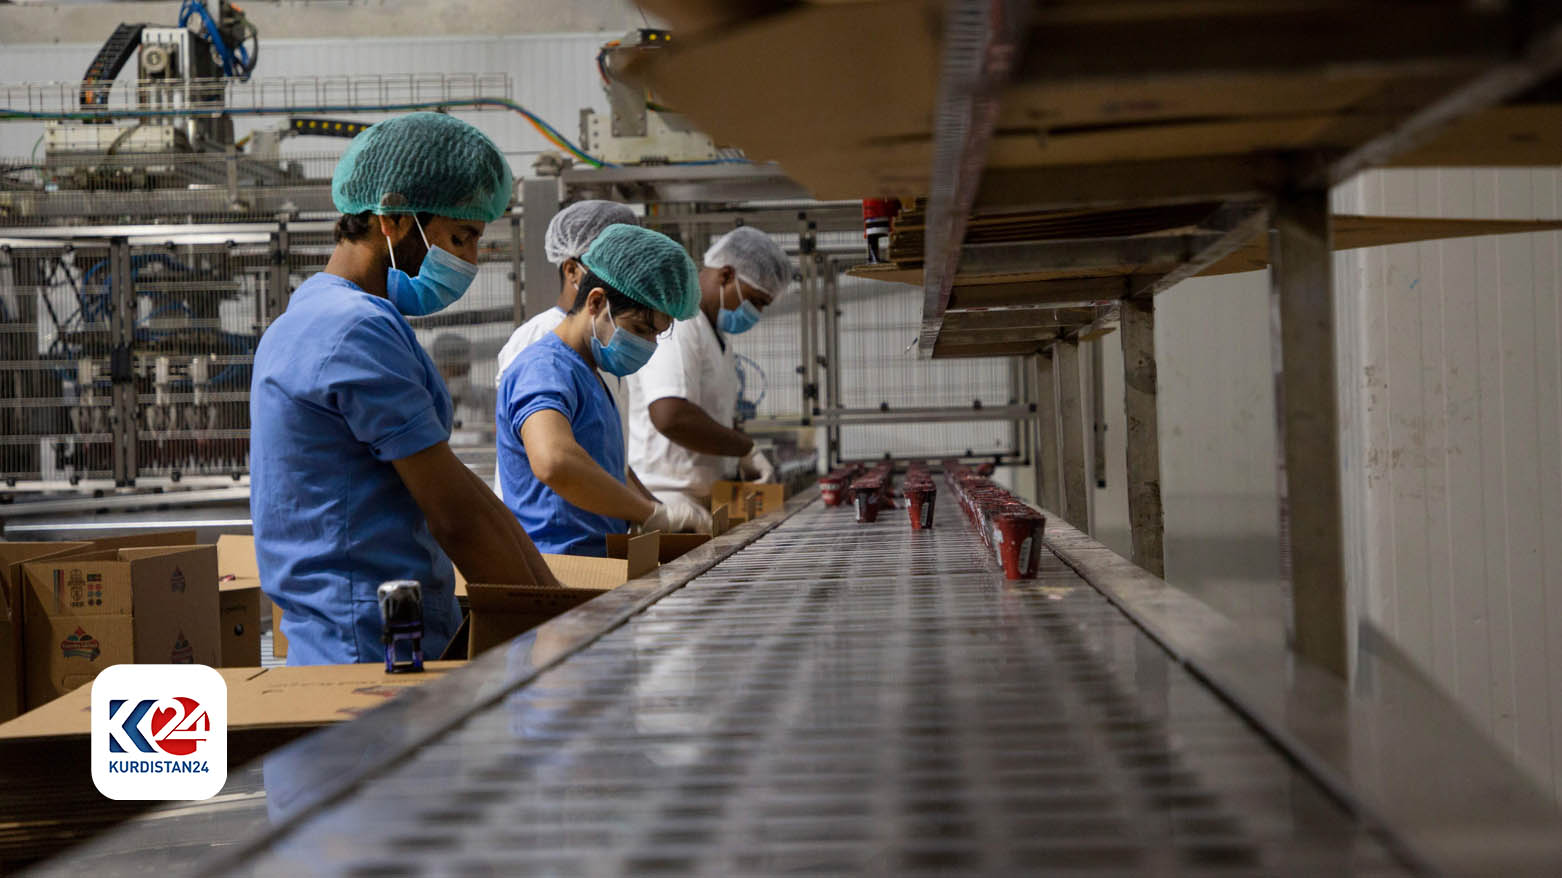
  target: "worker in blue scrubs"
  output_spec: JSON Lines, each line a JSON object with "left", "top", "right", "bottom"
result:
{"left": 250, "top": 112, "right": 558, "bottom": 666}
{"left": 497, "top": 224, "right": 710, "bottom": 556}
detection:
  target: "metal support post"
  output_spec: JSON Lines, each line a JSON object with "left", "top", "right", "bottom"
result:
{"left": 823, "top": 260, "right": 843, "bottom": 464}
{"left": 1270, "top": 188, "right": 1347, "bottom": 678}
{"left": 796, "top": 217, "right": 817, "bottom": 425}
{"left": 1120, "top": 297, "right": 1165, "bottom": 577}
{"left": 521, "top": 178, "right": 561, "bottom": 321}
{"left": 263, "top": 221, "right": 290, "bottom": 324}
{"left": 1034, "top": 351, "right": 1061, "bottom": 513}
{"left": 508, "top": 213, "right": 525, "bottom": 325}
{"left": 1056, "top": 340, "right": 1089, "bottom": 531}
{"left": 1091, "top": 338, "right": 1107, "bottom": 488}
{"left": 108, "top": 238, "right": 137, "bottom": 487}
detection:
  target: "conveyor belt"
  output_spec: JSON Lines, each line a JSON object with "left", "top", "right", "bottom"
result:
{"left": 23, "top": 490, "right": 1562, "bottom": 876}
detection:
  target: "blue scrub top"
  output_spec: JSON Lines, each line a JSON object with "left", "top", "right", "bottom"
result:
{"left": 497, "top": 332, "right": 627, "bottom": 556}
{"left": 249, "top": 272, "right": 458, "bottom": 666}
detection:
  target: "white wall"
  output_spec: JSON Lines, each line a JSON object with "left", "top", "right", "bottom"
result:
{"left": 1083, "top": 271, "right": 1286, "bottom": 644}
{"left": 1337, "top": 167, "right": 1562, "bottom": 801}
{"left": 1082, "top": 166, "right": 1562, "bottom": 801}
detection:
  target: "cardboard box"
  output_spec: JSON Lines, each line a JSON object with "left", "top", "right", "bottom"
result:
{"left": 214, "top": 534, "right": 264, "bottom": 666}
{"left": 219, "top": 579, "right": 262, "bottom": 668}
{"left": 710, "top": 480, "right": 786, "bottom": 522}
{"left": 216, "top": 534, "right": 259, "bottom": 580}
{"left": 466, "top": 533, "right": 659, "bottom": 657}
{"left": 271, "top": 599, "right": 289, "bottom": 659}
{"left": 605, "top": 506, "right": 730, "bottom": 563}
{"left": 21, "top": 545, "right": 219, "bottom": 708}
{"left": 0, "top": 542, "right": 90, "bottom": 722}
{"left": 0, "top": 661, "right": 465, "bottom": 742}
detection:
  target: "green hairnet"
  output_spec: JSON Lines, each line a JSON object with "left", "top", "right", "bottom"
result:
{"left": 579, "top": 224, "right": 700, "bottom": 320}
{"left": 331, "top": 112, "right": 514, "bottom": 222}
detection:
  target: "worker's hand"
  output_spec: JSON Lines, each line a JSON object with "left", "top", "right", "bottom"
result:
{"left": 741, "top": 446, "right": 778, "bottom": 483}
{"left": 644, "top": 501, "right": 713, "bottom": 534}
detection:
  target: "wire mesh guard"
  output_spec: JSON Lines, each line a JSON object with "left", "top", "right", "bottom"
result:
{"left": 0, "top": 232, "right": 326, "bottom": 485}
{"left": 236, "top": 497, "right": 1412, "bottom": 877}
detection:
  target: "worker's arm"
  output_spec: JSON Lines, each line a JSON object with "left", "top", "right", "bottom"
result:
{"left": 520, "top": 409, "right": 659, "bottom": 523}
{"left": 626, "top": 466, "right": 659, "bottom": 504}
{"left": 393, "top": 441, "right": 560, "bottom": 588}
{"left": 648, "top": 396, "right": 755, "bottom": 458}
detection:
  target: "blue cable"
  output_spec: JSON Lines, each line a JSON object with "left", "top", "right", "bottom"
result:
{"left": 178, "top": 0, "right": 245, "bottom": 79}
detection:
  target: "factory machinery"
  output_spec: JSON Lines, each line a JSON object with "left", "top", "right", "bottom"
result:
{"left": 1, "top": 13, "right": 1027, "bottom": 512}
{"left": 16, "top": 472, "right": 1562, "bottom": 876}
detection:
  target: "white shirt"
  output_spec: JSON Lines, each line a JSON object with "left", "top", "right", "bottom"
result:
{"left": 492, "top": 305, "right": 627, "bottom": 496}
{"left": 496, "top": 307, "right": 567, "bottom": 384}
{"left": 625, "top": 313, "right": 738, "bottom": 498}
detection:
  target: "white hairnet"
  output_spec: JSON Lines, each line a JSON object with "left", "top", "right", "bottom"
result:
{"left": 544, "top": 200, "right": 638, "bottom": 266}
{"left": 703, "top": 226, "right": 793, "bottom": 296}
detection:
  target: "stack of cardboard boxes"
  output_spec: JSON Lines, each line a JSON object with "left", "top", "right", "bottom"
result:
{"left": 1, "top": 532, "right": 221, "bottom": 722}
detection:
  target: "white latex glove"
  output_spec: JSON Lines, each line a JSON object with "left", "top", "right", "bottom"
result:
{"left": 644, "top": 501, "right": 713, "bottom": 534}
{"left": 742, "top": 446, "right": 778, "bottom": 483}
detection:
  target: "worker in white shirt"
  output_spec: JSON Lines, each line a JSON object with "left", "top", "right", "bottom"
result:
{"left": 624, "top": 226, "right": 792, "bottom": 522}
{"left": 493, "top": 199, "right": 636, "bottom": 496}
{"left": 495, "top": 200, "right": 638, "bottom": 377}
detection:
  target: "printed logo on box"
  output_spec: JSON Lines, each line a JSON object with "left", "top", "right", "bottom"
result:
{"left": 170, "top": 630, "right": 194, "bottom": 664}
{"left": 91, "top": 664, "right": 227, "bottom": 800}
{"left": 61, "top": 626, "right": 101, "bottom": 661}
{"left": 169, "top": 567, "right": 186, "bottom": 593}
{"left": 56, "top": 569, "right": 103, "bottom": 609}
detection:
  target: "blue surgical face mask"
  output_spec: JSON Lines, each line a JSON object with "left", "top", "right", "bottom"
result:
{"left": 590, "top": 301, "right": 657, "bottom": 376}
{"left": 717, "top": 278, "right": 762, "bottom": 334}
{"left": 385, "top": 216, "right": 479, "bottom": 317}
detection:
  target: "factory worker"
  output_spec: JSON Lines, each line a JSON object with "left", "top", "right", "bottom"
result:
{"left": 431, "top": 333, "right": 496, "bottom": 442}
{"left": 496, "top": 199, "right": 638, "bottom": 377}
{"left": 624, "top": 226, "right": 792, "bottom": 521}
{"left": 498, "top": 224, "right": 711, "bottom": 557}
{"left": 492, "top": 199, "right": 636, "bottom": 497}
{"left": 250, "top": 112, "right": 558, "bottom": 667}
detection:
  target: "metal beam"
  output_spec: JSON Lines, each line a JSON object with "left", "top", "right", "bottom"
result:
{"left": 1125, "top": 201, "right": 1271, "bottom": 299}
{"left": 521, "top": 177, "right": 561, "bottom": 322}
{"left": 508, "top": 213, "right": 525, "bottom": 326}
{"left": 809, "top": 405, "right": 1038, "bottom": 426}
{"left": 1055, "top": 340, "right": 1089, "bottom": 531}
{"left": 947, "top": 275, "right": 1137, "bottom": 309}
{"left": 1120, "top": 297, "right": 1165, "bottom": 577}
{"left": 955, "top": 234, "right": 1221, "bottom": 277}
{"left": 108, "top": 238, "right": 137, "bottom": 488}
{"left": 931, "top": 340, "right": 1048, "bottom": 359}
{"left": 1034, "top": 351, "right": 1061, "bottom": 513}
{"left": 918, "top": 0, "right": 1031, "bottom": 355}
{"left": 1271, "top": 189, "right": 1346, "bottom": 678}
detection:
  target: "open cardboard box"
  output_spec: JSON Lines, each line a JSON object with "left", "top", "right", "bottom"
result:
{"left": 465, "top": 533, "right": 660, "bottom": 657}
{"left": 710, "top": 480, "right": 786, "bottom": 523}
{"left": 605, "top": 505, "right": 731, "bottom": 564}
{"left": 21, "top": 544, "right": 220, "bottom": 709}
